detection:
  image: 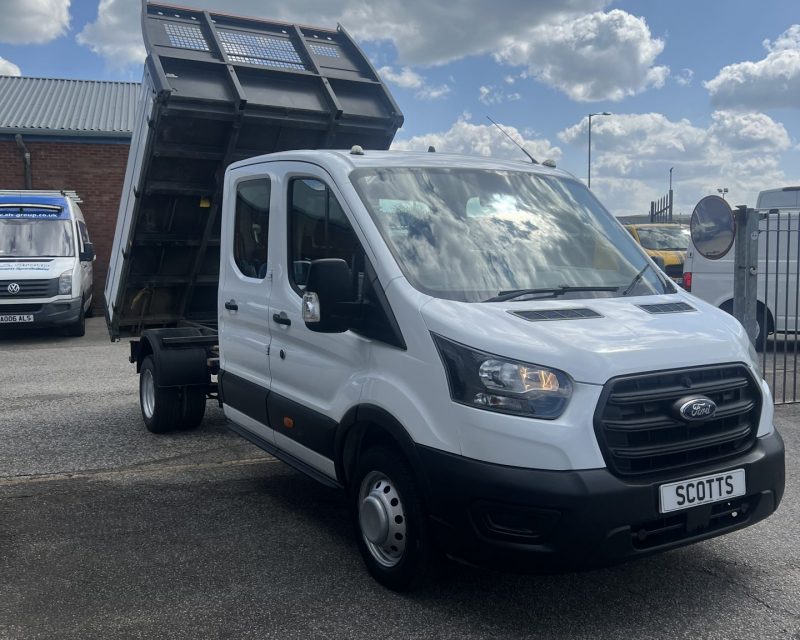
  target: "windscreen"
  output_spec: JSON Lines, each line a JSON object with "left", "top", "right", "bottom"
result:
{"left": 0, "top": 219, "right": 75, "bottom": 258}
{"left": 636, "top": 226, "right": 690, "bottom": 251}
{"left": 351, "top": 167, "right": 670, "bottom": 302}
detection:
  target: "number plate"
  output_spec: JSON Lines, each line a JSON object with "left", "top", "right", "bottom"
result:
{"left": 0, "top": 314, "right": 34, "bottom": 323}
{"left": 659, "top": 469, "right": 745, "bottom": 513}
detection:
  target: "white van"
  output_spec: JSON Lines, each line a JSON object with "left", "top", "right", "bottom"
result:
{"left": 120, "top": 152, "right": 785, "bottom": 590}
{"left": 684, "top": 187, "right": 800, "bottom": 346}
{"left": 0, "top": 191, "right": 95, "bottom": 336}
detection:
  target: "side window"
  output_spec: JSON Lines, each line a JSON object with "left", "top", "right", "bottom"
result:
{"left": 288, "top": 178, "right": 362, "bottom": 289}
{"left": 233, "top": 178, "right": 271, "bottom": 279}
{"left": 77, "top": 221, "right": 90, "bottom": 249}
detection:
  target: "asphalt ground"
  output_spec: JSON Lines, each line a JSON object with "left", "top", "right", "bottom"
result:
{"left": 0, "top": 318, "right": 798, "bottom": 640}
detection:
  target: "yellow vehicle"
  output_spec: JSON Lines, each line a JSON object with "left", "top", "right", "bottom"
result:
{"left": 625, "top": 223, "right": 690, "bottom": 285}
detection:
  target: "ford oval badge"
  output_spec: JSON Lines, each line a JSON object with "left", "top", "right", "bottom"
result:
{"left": 675, "top": 396, "right": 717, "bottom": 422}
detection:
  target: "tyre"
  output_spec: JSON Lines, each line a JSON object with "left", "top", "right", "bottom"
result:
{"left": 179, "top": 386, "right": 207, "bottom": 430}
{"left": 84, "top": 297, "right": 94, "bottom": 318}
{"left": 351, "top": 446, "right": 432, "bottom": 591}
{"left": 139, "top": 355, "right": 181, "bottom": 434}
{"left": 64, "top": 301, "right": 85, "bottom": 337}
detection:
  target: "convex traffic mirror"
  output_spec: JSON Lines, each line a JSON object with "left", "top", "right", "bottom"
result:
{"left": 691, "top": 195, "right": 735, "bottom": 260}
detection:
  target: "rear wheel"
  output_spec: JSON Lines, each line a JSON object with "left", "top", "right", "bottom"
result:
{"left": 180, "top": 386, "right": 207, "bottom": 430}
{"left": 139, "top": 355, "right": 181, "bottom": 433}
{"left": 351, "top": 446, "right": 433, "bottom": 591}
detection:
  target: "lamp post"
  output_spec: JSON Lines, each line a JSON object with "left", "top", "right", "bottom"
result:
{"left": 669, "top": 167, "right": 673, "bottom": 191}
{"left": 587, "top": 111, "right": 611, "bottom": 189}
{"left": 717, "top": 187, "right": 729, "bottom": 200}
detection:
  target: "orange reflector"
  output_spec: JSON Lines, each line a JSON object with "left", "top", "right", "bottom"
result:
{"left": 199, "top": 197, "right": 211, "bottom": 208}
{"left": 283, "top": 417, "right": 294, "bottom": 429}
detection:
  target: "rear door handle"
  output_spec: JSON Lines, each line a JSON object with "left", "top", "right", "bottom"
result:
{"left": 272, "top": 311, "right": 291, "bottom": 326}
{"left": 225, "top": 300, "right": 238, "bottom": 311}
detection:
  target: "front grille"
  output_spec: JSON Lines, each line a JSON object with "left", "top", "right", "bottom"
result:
{"left": 595, "top": 364, "right": 761, "bottom": 478}
{"left": 0, "top": 304, "right": 42, "bottom": 313}
{"left": 0, "top": 279, "right": 58, "bottom": 299}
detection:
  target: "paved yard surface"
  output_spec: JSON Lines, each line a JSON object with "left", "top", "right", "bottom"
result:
{"left": 1, "top": 318, "right": 798, "bottom": 640}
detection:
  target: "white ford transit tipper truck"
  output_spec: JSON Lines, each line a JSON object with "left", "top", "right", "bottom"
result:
{"left": 0, "top": 191, "right": 94, "bottom": 336}
{"left": 107, "top": 4, "right": 785, "bottom": 591}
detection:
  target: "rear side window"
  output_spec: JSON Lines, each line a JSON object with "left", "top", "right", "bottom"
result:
{"left": 233, "top": 179, "right": 271, "bottom": 279}
{"left": 288, "top": 178, "right": 362, "bottom": 290}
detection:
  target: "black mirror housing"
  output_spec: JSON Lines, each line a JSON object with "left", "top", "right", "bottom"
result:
{"left": 80, "top": 242, "right": 95, "bottom": 262}
{"left": 304, "top": 258, "right": 353, "bottom": 332}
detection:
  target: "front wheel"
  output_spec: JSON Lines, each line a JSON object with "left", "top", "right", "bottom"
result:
{"left": 64, "top": 302, "right": 85, "bottom": 337}
{"left": 351, "top": 446, "right": 433, "bottom": 591}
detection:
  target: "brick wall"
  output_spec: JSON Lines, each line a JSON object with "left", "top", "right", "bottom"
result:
{"left": 0, "top": 138, "right": 130, "bottom": 310}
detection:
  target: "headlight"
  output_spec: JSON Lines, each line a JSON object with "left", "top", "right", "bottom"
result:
{"left": 747, "top": 339, "right": 761, "bottom": 376}
{"left": 58, "top": 270, "right": 72, "bottom": 295}
{"left": 432, "top": 334, "right": 573, "bottom": 419}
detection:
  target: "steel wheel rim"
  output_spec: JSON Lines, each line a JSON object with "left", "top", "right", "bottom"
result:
{"left": 141, "top": 368, "right": 155, "bottom": 419}
{"left": 358, "top": 470, "right": 407, "bottom": 568}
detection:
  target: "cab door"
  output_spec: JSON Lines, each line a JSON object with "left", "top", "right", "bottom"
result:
{"left": 218, "top": 169, "right": 275, "bottom": 443}
{"left": 266, "top": 163, "right": 372, "bottom": 478}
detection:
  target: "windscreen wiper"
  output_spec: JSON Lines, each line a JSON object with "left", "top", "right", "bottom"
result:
{"left": 483, "top": 285, "right": 619, "bottom": 303}
{"left": 622, "top": 264, "right": 652, "bottom": 296}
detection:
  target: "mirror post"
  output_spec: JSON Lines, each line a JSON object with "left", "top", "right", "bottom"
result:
{"left": 733, "top": 206, "right": 759, "bottom": 344}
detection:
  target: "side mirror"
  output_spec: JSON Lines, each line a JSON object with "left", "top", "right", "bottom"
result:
{"left": 302, "top": 258, "right": 353, "bottom": 333}
{"left": 651, "top": 255, "right": 666, "bottom": 270}
{"left": 80, "top": 242, "right": 95, "bottom": 262}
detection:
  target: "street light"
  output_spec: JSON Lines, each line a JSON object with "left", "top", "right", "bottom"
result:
{"left": 587, "top": 111, "right": 611, "bottom": 189}
{"left": 717, "top": 187, "right": 729, "bottom": 200}
{"left": 669, "top": 167, "right": 674, "bottom": 191}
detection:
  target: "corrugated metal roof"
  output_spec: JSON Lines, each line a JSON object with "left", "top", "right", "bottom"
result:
{"left": 0, "top": 76, "right": 140, "bottom": 139}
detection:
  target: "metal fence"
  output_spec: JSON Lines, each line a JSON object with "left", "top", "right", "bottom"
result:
{"left": 649, "top": 190, "right": 673, "bottom": 222}
{"left": 733, "top": 207, "right": 800, "bottom": 404}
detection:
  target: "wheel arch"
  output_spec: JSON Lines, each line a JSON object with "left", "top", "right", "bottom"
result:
{"left": 719, "top": 298, "right": 775, "bottom": 334}
{"left": 134, "top": 328, "right": 210, "bottom": 387}
{"left": 335, "top": 405, "right": 429, "bottom": 500}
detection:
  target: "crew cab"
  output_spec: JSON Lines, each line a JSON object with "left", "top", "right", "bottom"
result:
{"left": 123, "top": 150, "right": 785, "bottom": 589}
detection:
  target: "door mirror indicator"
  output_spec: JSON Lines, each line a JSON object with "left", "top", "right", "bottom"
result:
{"left": 302, "top": 292, "right": 321, "bottom": 323}
{"left": 303, "top": 258, "right": 353, "bottom": 333}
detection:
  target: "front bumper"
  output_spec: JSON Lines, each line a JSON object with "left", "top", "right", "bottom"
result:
{"left": 0, "top": 298, "right": 81, "bottom": 328}
{"left": 419, "top": 429, "right": 784, "bottom": 572}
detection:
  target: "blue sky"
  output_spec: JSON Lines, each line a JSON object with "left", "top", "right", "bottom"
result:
{"left": 1, "top": 0, "right": 798, "bottom": 217}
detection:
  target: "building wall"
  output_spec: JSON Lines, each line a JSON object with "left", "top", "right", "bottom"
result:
{"left": 0, "top": 138, "right": 130, "bottom": 311}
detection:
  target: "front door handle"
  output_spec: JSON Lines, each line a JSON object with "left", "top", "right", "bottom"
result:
{"left": 272, "top": 311, "right": 291, "bottom": 326}
{"left": 225, "top": 299, "right": 238, "bottom": 311}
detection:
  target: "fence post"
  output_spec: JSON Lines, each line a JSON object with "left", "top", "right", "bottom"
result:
{"left": 733, "top": 206, "right": 759, "bottom": 343}
{"left": 668, "top": 189, "right": 673, "bottom": 222}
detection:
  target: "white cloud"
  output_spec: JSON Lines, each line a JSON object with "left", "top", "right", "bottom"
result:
{"left": 392, "top": 117, "right": 561, "bottom": 164}
{"left": 674, "top": 68, "right": 694, "bottom": 86}
{"left": 705, "top": 25, "right": 800, "bottom": 110}
{"left": 478, "top": 85, "right": 521, "bottom": 105}
{"left": 76, "top": 0, "right": 145, "bottom": 69}
{"left": 493, "top": 10, "right": 669, "bottom": 102}
{"left": 77, "top": 0, "right": 609, "bottom": 69}
{"left": 378, "top": 66, "right": 424, "bottom": 90}
{"left": 558, "top": 111, "right": 794, "bottom": 216}
{"left": 378, "top": 66, "right": 450, "bottom": 100}
{"left": 0, "top": 57, "right": 21, "bottom": 76}
{"left": 0, "top": 0, "right": 70, "bottom": 44}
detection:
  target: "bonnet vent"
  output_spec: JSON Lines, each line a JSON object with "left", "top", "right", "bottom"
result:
{"left": 637, "top": 302, "right": 696, "bottom": 314}
{"left": 511, "top": 308, "right": 602, "bottom": 321}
